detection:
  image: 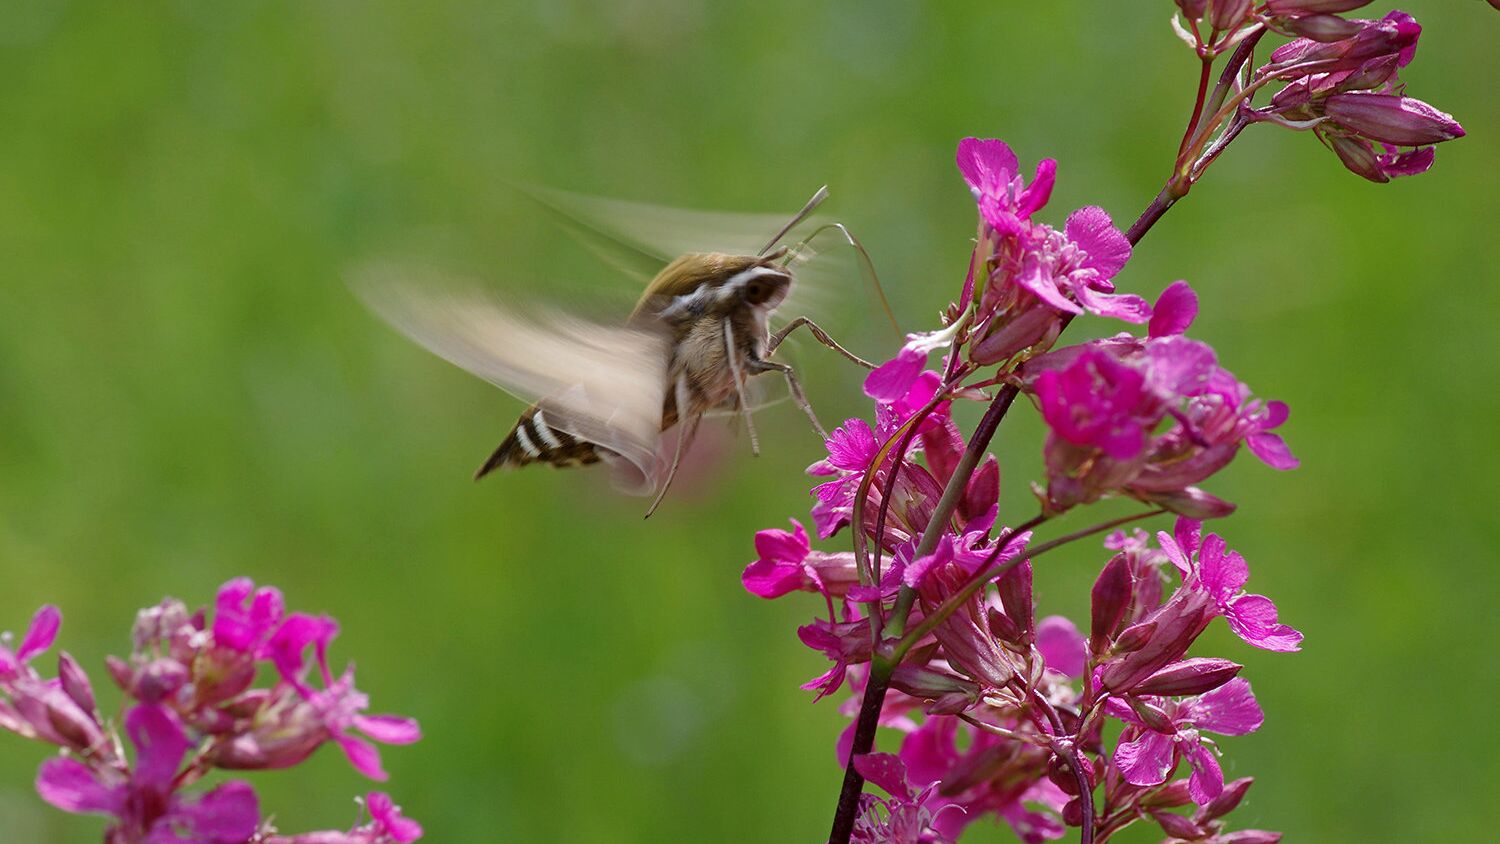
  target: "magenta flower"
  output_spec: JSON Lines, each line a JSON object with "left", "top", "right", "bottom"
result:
{"left": 1035, "top": 616, "right": 1086, "bottom": 679}
{"left": 1109, "top": 678, "right": 1265, "bottom": 805}
{"left": 212, "top": 577, "right": 285, "bottom": 655}
{"left": 958, "top": 137, "right": 1056, "bottom": 236}
{"left": 0, "top": 605, "right": 62, "bottom": 680}
{"left": 36, "top": 704, "right": 261, "bottom": 843}
{"left": 1036, "top": 349, "right": 1157, "bottom": 461}
{"left": 849, "top": 752, "right": 957, "bottom": 844}
{"left": 799, "top": 618, "right": 874, "bottom": 702}
{"left": 271, "top": 792, "right": 424, "bottom": 844}
{"left": 1159, "top": 520, "right": 1304, "bottom": 652}
{"left": 747, "top": 534, "right": 859, "bottom": 604}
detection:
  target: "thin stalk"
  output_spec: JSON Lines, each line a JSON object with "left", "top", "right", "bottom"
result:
{"left": 1025, "top": 508, "right": 1167, "bottom": 559}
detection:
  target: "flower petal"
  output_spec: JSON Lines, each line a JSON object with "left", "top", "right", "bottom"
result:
{"left": 956, "top": 137, "right": 1019, "bottom": 196}
{"left": 1036, "top": 615, "right": 1086, "bottom": 678}
{"left": 1188, "top": 677, "right": 1265, "bottom": 736}
{"left": 853, "top": 752, "right": 913, "bottom": 801}
{"left": 17, "top": 605, "right": 62, "bottom": 663}
{"left": 1114, "top": 730, "right": 1175, "bottom": 787}
{"left": 1246, "top": 432, "right": 1300, "bottom": 470}
{"left": 368, "top": 792, "right": 425, "bottom": 843}
{"left": 1065, "top": 206, "right": 1132, "bottom": 281}
{"left": 1226, "top": 594, "right": 1304, "bottom": 652}
{"left": 125, "top": 705, "right": 190, "bottom": 792}
{"left": 1186, "top": 744, "right": 1225, "bottom": 806}
{"left": 338, "top": 734, "right": 389, "bottom": 781}
{"left": 1148, "top": 281, "right": 1198, "bottom": 338}
{"left": 174, "top": 781, "right": 261, "bottom": 842}
{"left": 354, "top": 714, "right": 422, "bottom": 745}
{"left": 34, "top": 757, "right": 123, "bottom": 817}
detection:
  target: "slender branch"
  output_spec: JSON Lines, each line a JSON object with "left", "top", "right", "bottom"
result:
{"left": 1026, "top": 508, "right": 1167, "bottom": 559}
{"left": 1030, "top": 689, "right": 1095, "bottom": 844}
{"left": 1176, "top": 56, "right": 1214, "bottom": 159}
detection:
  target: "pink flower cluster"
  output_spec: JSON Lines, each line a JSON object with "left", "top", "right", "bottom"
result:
{"left": 0, "top": 580, "right": 423, "bottom": 844}
{"left": 742, "top": 9, "right": 1473, "bottom": 837}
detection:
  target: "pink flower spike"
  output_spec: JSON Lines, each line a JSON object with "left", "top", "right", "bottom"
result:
{"left": 368, "top": 792, "right": 424, "bottom": 843}
{"left": 1149, "top": 281, "right": 1199, "bottom": 338}
{"left": 16, "top": 605, "right": 62, "bottom": 664}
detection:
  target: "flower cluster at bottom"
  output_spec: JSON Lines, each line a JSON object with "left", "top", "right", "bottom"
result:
{"left": 0, "top": 579, "right": 423, "bottom": 844}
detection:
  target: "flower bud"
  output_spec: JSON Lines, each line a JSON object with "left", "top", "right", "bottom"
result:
{"left": 137, "top": 658, "right": 190, "bottom": 704}
{"left": 1126, "top": 698, "right": 1177, "bottom": 734}
{"left": 1112, "top": 620, "right": 1156, "bottom": 654}
{"left": 1062, "top": 797, "right": 1084, "bottom": 827}
{"left": 1133, "top": 658, "right": 1243, "bottom": 696}
{"left": 889, "top": 665, "right": 980, "bottom": 709}
{"left": 1138, "top": 778, "right": 1194, "bottom": 808}
{"left": 1265, "top": 0, "right": 1371, "bottom": 13}
{"left": 1175, "top": 0, "right": 1207, "bottom": 19}
{"left": 1089, "top": 555, "right": 1133, "bottom": 654}
{"left": 1326, "top": 93, "right": 1465, "bottom": 146}
{"left": 996, "top": 560, "right": 1034, "bottom": 645}
{"left": 1152, "top": 810, "right": 1205, "bottom": 840}
{"left": 57, "top": 652, "right": 96, "bottom": 714}
{"left": 105, "top": 655, "right": 133, "bottom": 691}
{"left": 1286, "top": 14, "right": 1365, "bottom": 42}
{"left": 46, "top": 692, "right": 103, "bottom": 752}
{"left": 1136, "top": 486, "right": 1236, "bottom": 519}
{"left": 1209, "top": 0, "right": 1252, "bottom": 31}
{"left": 1202, "top": 777, "right": 1255, "bottom": 820}
{"left": 986, "top": 607, "right": 1024, "bottom": 645}
{"left": 1218, "top": 831, "right": 1283, "bottom": 843}
{"left": 1327, "top": 134, "right": 1386, "bottom": 182}
{"left": 1100, "top": 590, "right": 1216, "bottom": 693}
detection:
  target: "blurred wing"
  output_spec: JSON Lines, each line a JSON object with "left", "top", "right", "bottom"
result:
{"left": 522, "top": 186, "right": 901, "bottom": 360}
{"left": 356, "top": 273, "right": 671, "bottom": 495}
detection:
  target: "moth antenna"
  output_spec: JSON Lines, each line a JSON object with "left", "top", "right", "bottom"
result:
{"left": 759, "top": 185, "right": 830, "bottom": 256}
{"left": 780, "top": 222, "right": 901, "bottom": 338}
{"left": 724, "top": 320, "right": 760, "bottom": 457}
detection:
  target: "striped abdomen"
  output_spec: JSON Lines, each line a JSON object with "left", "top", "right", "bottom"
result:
{"left": 475, "top": 407, "right": 603, "bottom": 480}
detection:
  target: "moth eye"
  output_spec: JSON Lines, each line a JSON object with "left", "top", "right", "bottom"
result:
{"left": 744, "top": 280, "right": 770, "bottom": 304}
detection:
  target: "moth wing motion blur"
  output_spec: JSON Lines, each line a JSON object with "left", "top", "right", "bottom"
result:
{"left": 356, "top": 276, "right": 673, "bottom": 495}
{"left": 359, "top": 185, "right": 897, "bottom": 514}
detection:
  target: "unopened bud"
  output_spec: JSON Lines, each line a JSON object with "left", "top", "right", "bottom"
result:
{"left": 57, "top": 652, "right": 96, "bottom": 714}
{"left": 1209, "top": 0, "right": 1253, "bottom": 31}
{"left": 1326, "top": 93, "right": 1465, "bottom": 146}
{"left": 1151, "top": 810, "right": 1205, "bottom": 840}
{"left": 1139, "top": 778, "right": 1194, "bottom": 808}
{"left": 1175, "top": 0, "right": 1208, "bottom": 19}
{"left": 137, "top": 658, "right": 190, "bottom": 704}
{"left": 1286, "top": 13, "right": 1365, "bottom": 42}
{"left": 1138, "top": 486, "right": 1236, "bottom": 519}
{"left": 1126, "top": 698, "right": 1176, "bottom": 734}
{"left": 105, "top": 656, "right": 133, "bottom": 692}
{"left": 890, "top": 665, "right": 979, "bottom": 707}
{"left": 1112, "top": 621, "right": 1157, "bottom": 654}
{"left": 1134, "top": 658, "right": 1243, "bottom": 696}
{"left": 1202, "top": 777, "right": 1255, "bottom": 820}
{"left": 1090, "top": 555, "right": 1133, "bottom": 654}
{"left": 996, "top": 560, "right": 1034, "bottom": 645}
{"left": 1328, "top": 134, "right": 1387, "bottom": 182}
{"left": 1265, "top": 0, "right": 1372, "bottom": 13}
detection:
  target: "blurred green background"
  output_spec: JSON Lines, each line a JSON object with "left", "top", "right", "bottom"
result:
{"left": 1, "top": 1, "right": 1495, "bottom": 841}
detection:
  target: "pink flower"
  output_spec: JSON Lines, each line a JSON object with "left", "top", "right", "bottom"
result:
{"left": 1035, "top": 616, "right": 1086, "bottom": 679}
{"left": 799, "top": 619, "right": 874, "bottom": 702}
{"left": 742, "top": 519, "right": 859, "bottom": 606}
{"left": 1036, "top": 349, "right": 1158, "bottom": 461}
{"left": 1109, "top": 678, "right": 1265, "bottom": 805}
{"left": 212, "top": 578, "right": 285, "bottom": 655}
{"left": 36, "top": 704, "right": 261, "bottom": 843}
{"left": 1159, "top": 520, "right": 1304, "bottom": 652}
{"left": 957, "top": 138, "right": 1055, "bottom": 236}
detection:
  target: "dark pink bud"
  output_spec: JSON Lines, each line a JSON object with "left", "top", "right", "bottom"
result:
{"left": 105, "top": 655, "right": 133, "bottom": 692}
{"left": 1209, "top": 0, "right": 1252, "bottom": 30}
{"left": 1286, "top": 14, "right": 1365, "bottom": 42}
{"left": 137, "top": 658, "right": 189, "bottom": 704}
{"left": 996, "top": 560, "right": 1034, "bottom": 645}
{"left": 960, "top": 456, "right": 1000, "bottom": 525}
{"left": 1090, "top": 555, "right": 1133, "bottom": 654}
{"left": 1137, "top": 486, "right": 1236, "bottom": 519}
{"left": 1139, "top": 779, "right": 1194, "bottom": 808}
{"left": 1127, "top": 698, "right": 1177, "bottom": 734}
{"left": 1152, "top": 810, "right": 1205, "bottom": 840}
{"left": 1175, "top": 0, "right": 1208, "bottom": 19}
{"left": 1202, "top": 777, "right": 1255, "bottom": 820}
{"left": 1326, "top": 93, "right": 1465, "bottom": 145}
{"left": 1265, "top": 0, "right": 1371, "bottom": 13}
{"left": 1112, "top": 620, "right": 1157, "bottom": 654}
{"left": 57, "top": 653, "right": 96, "bottom": 714}
{"left": 1100, "top": 591, "right": 1216, "bottom": 692}
{"left": 986, "top": 607, "right": 1024, "bottom": 645}
{"left": 1062, "top": 798, "right": 1084, "bottom": 827}
{"left": 889, "top": 665, "right": 980, "bottom": 707}
{"left": 1047, "top": 755, "right": 1081, "bottom": 795}
{"left": 1328, "top": 134, "right": 1388, "bottom": 182}
{"left": 44, "top": 691, "right": 103, "bottom": 752}
{"left": 1133, "top": 657, "right": 1243, "bottom": 696}
{"left": 1336, "top": 55, "right": 1401, "bottom": 92}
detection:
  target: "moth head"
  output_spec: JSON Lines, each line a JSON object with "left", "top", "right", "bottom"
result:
{"left": 648, "top": 252, "right": 793, "bottom": 318}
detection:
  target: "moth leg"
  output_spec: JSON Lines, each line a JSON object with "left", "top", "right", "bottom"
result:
{"left": 746, "top": 357, "right": 827, "bottom": 440}
{"left": 645, "top": 377, "right": 702, "bottom": 519}
{"left": 724, "top": 319, "right": 761, "bottom": 457}
{"left": 766, "top": 317, "right": 876, "bottom": 370}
